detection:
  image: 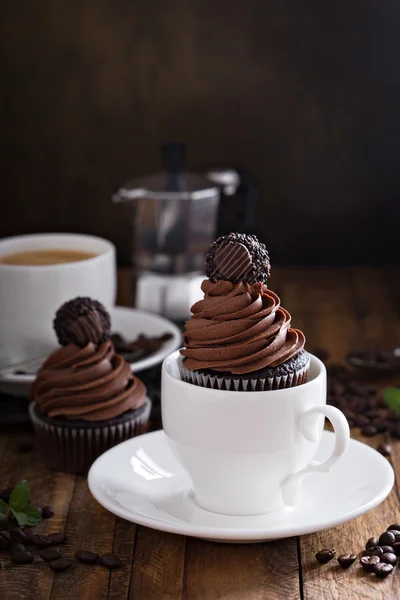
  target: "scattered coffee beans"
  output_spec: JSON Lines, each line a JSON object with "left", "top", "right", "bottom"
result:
{"left": 388, "top": 524, "right": 400, "bottom": 531}
{"left": 379, "top": 545, "right": 394, "bottom": 554}
{"left": 0, "top": 532, "right": 11, "bottom": 550}
{"left": 337, "top": 554, "right": 357, "bottom": 568}
{"left": 49, "top": 557, "right": 71, "bottom": 572}
{"left": 48, "top": 532, "right": 65, "bottom": 545}
{"left": 75, "top": 550, "right": 99, "bottom": 565}
{"left": 379, "top": 531, "right": 395, "bottom": 546}
{"left": 98, "top": 553, "right": 122, "bottom": 569}
{"left": 387, "top": 529, "right": 400, "bottom": 543}
{"left": 38, "top": 549, "right": 62, "bottom": 562}
{"left": 392, "top": 542, "right": 400, "bottom": 556}
{"left": 365, "top": 537, "right": 379, "bottom": 549}
{"left": 362, "top": 425, "right": 378, "bottom": 437}
{"left": 364, "top": 546, "right": 383, "bottom": 557}
{"left": 41, "top": 506, "right": 55, "bottom": 520}
{"left": 10, "top": 542, "right": 26, "bottom": 555}
{"left": 377, "top": 443, "right": 392, "bottom": 457}
{"left": 360, "top": 555, "right": 380, "bottom": 572}
{"left": 11, "top": 550, "right": 33, "bottom": 565}
{"left": 374, "top": 562, "right": 393, "bottom": 578}
{"left": 380, "top": 552, "right": 397, "bottom": 566}
{"left": 10, "top": 529, "right": 27, "bottom": 544}
{"left": 30, "top": 534, "right": 52, "bottom": 549}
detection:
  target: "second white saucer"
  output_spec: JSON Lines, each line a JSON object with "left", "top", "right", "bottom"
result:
{"left": 88, "top": 430, "right": 394, "bottom": 543}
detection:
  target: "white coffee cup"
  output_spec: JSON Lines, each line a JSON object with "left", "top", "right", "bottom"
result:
{"left": 162, "top": 351, "right": 350, "bottom": 516}
{"left": 0, "top": 233, "right": 116, "bottom": 367}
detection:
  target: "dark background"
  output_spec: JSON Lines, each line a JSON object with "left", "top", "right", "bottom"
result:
{"left": 1, "top": 0, "right": 400, "bottom": 266}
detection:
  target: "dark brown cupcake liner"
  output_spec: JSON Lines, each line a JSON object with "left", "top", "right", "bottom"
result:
{"left": 28, "top": 399, "right": 151, "bottom": 474}
{"left": 178, "top": 359, "right": 310, "bottom": 391}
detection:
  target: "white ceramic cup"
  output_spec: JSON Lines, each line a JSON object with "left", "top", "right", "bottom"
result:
{"left": 162, "top": 351, "right": 350, "bottom": 516}
{"left": 0, "top": 233, "right": 116, "bottom": 367}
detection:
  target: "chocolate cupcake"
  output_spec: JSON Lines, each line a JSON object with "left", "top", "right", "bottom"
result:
{"left": 179, "top": 233, "right": 310, "bottom": 391}
{"left": 29, "top": 297, "right": 150, "bottom": 473}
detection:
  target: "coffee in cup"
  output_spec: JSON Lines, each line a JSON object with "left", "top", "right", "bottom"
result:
{"left": 0, "top": 249, "right": 98, "bottom": 266}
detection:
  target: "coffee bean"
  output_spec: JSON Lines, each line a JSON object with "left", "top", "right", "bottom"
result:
{"left": 366, "top": 537, "right": 379, "bottom": 549}
{"left": 10, "top": 542, "right": 25, "bottom": 555}
{"left": 75, "top": 550, "right": 99, "bottom": 565}
{"left": 365, "top": 409, "right": 379, "bottom": 419}
{"left": 365, "top": 546, "right": 383, "bottom": 557}
{"left": 34, "top": 506, "right": 43, "bottom": 516}
{"left": 48, "top": 532, "right": 66, "bottom": 545}
{"left": 12, "top": 550, "right": 33, "bottom": 565}
{"left": 362, "top": 425, "right": 378, "bottom": 437}
{"left": 355, "top": 416, "right": 371, "bottom": 428}
{"left": 392, "top": 542, "right": 400, "bottom": 556}
{"left": 380, "top": 545, "right": 394, "bottom": 554}
{"left": 380, "top": 552, "right": 397, "bottom": 566}
{"left": 379, "top": 531, "right": 396, "bottom": 546}
{"left": 347, "top": 419, "right": 355, "bottom": 428}
{"left": 393, "top": 423, "right": 400, "bottom": 439}
{"left": 38, "top": 549, "right": 62, "bottom": 562}
{"left": 372, "top": 419, "right": 388, "bottom": 433}
{"left": 377, "top": 443, "right": 392, "bottom": 457}
{"left": 10, "top": 529, "right": 27, "bottom": 544}
{"left": 42, "top": 506, "right": 55, "bottom": 520}
{"left": 337, "top": 553, "right": 357, "bottom": 568}
{"left": 49, "top": 557, "right": 71, "bottom": 572}
{"left": 98, "top": 553, "right": 122, "bottom": 569}
{"left": 360, "top": 555, "right": 380, "bottom": 572}
{"left": 0, "top": 487, "right": 13, "bottom": 504}
{"left": 374, "top": 562, "right": 394, "bottom": 578}
{"left": 0, "top": 532, "right": 11, "bottom": 550}
{"left": 388, "top": 523, "right": 400, "bottom": 532}
{"left": 30, "top": 534, "right": 52, "bottom": 548}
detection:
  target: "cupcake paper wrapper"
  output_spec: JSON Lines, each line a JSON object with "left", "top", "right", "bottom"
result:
{"left": 29, "top": 400, "right": 151, "bottom": 474}
{"left": 178, "top": 359, "right": 310, "bottom": 391}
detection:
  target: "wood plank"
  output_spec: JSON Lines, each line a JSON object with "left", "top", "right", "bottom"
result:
{"left": 292, "top": 267, "right": 400, "bottom": 599}
{"left": 130, "top": 527, "right": 186, "bottom": 600}
{"left": 50, "top": 478, "right": 115, "bottom": 600}
{"left": 183, "top": 537, "right": 300, "bottom": 600}
{"left": 108, "top": 519, "right": 137, "bottom": 600}
{"left": 0, "top": 434, "right": 75, "bottom": 600}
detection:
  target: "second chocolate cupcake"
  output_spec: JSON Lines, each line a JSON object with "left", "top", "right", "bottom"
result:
{"left": 179, "top": 233, "right": 309, "bottom": 391}
{"left": 29, "top": 297, "right": 150, "bottom": 473}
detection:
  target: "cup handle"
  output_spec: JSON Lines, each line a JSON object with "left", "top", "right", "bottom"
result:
{"left": 281, "top": 405, "right": 350, "bottom": 507}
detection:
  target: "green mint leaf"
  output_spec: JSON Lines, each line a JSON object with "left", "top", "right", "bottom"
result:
{"left": 0, "top": 499, "right": 8, "bottom": 516}
{"left": 23, "top": 504, "right": 42, "bottom": 527}
{"left": 10, "top": 507, "right": 29, "bottom": 527}
{"left": 9, "top": 480, "right": 30, "bottom": 512}
{"left": 384, "top": 387, "right": 400, "bottom": 413}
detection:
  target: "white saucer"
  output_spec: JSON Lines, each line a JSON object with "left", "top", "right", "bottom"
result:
{"left": 88, "top": 429, "right": 394, "bottom": 543}
{"left": 0, "top": 306, "right": 181, "bottom": 395}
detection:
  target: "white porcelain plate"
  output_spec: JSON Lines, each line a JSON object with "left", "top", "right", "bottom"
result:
{"left": 88, "top": 430, "right": 394, "bottom": 543}
{"left": 0, "top": 306, "right": 182, "bottom": 395}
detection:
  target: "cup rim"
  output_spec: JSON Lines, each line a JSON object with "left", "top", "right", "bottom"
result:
{"left": 162, "top": 350, "right": 324, "bottom": 396}
{"left": 0, "top": 233, "right": 115, "bottom": 271}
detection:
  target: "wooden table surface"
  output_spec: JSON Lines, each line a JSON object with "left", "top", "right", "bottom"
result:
{"left": 1, "top": 266, "right": 400, "bottom": 600}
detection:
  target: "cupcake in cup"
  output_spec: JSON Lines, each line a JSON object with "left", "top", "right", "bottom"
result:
{"left": 29, "top": 297, "right": 150, "bottom": 473}
{"left": 179, "top": 233, "right": 309, "bottom": 391}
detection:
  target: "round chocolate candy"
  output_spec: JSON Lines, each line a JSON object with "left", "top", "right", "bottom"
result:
{"left": 205, "top": 233, "right": 271, "bottom": 284}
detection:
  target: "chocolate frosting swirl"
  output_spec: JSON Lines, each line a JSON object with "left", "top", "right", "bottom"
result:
{"left": 31, "top": 341, "right": 146, "bottom": 421}
{"left": 180, "top": 280, "right": 305, "bottom": 374}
